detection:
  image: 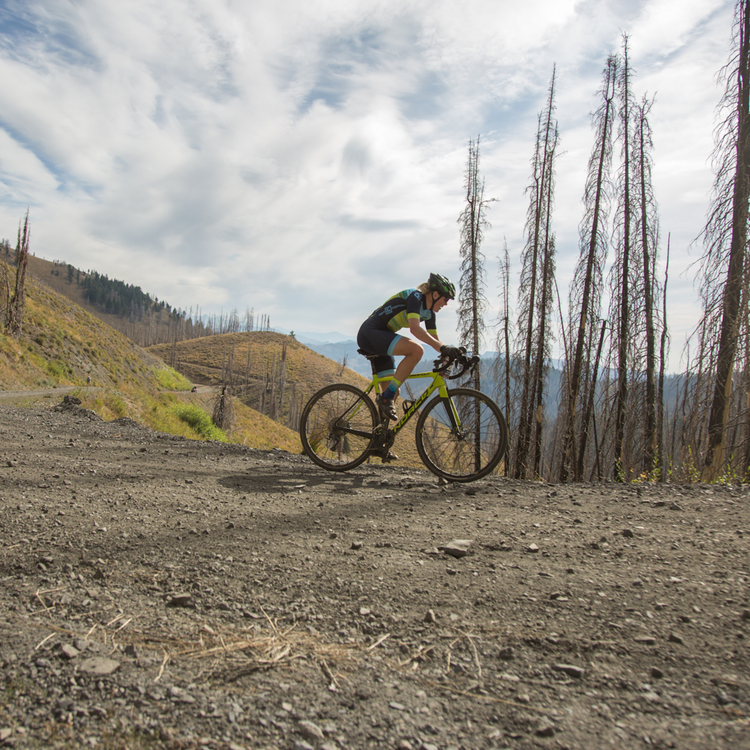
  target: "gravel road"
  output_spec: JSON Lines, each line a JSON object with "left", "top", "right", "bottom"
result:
{"left": 1, "top": 402, "right": 748, "bottom": 750}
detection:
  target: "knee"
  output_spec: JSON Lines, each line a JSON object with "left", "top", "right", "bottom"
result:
{"left": 406, "top": 341, "right": 424, "bottom": 359}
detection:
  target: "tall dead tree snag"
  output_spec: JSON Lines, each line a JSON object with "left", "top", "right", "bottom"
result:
{"left": 658, "top": 237, "right": 671, "bottom": 480}
{"left": 5, "top": 211, "right": 31, "bottom": 338}
{"left": 601, "top": 35, "right": 664, "bottom": 482}
{"left": 695, "top": 0, "right": 750, "bottom": 481}
{"left": 457, "top": 136, "right": 492, "bottom": 391}
{"left": 513, "top": 68, "right": 559, "bottom": 479}
{"left": 634, "top": 95, "right": 661, "bottom": 475}
{"left": 612, "top": 36, "right": 634, "bottom": 481}
{"left": 212, "top": 386, "right": 235, "bottom": 431}
{"left": 494, "top": 242, "right": 512, "bottom": 426}
{"left": 559, "top": 55, "right": 617, "bottom": 482}
{"left": 492, "top": 242, "right": 512, "bottom": 474}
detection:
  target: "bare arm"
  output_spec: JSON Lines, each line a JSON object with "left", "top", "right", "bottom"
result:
{"left": 408, "top": 317, "right": 444, "bottom": 353}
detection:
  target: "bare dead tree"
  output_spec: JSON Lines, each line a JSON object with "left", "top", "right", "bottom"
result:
{"left": 5, "top": 211, "right": 31, "bottom": 338}
{"left": 743, "top": 304, "right": 750, "bottom": 478}
{"left": 559, "top": 55, "right": 617, "bottom": 481}
{"left": 494, "top": 241, "right": 512, "bottom": 451}
{"left": 608, "top": 35, "right": 636, "bottom": 481}
{"left": 530, "top": 129, "right": 558, "bottom": 478}
{"left": 513, "top": 67, "right": 559, "bottom": 479}
{"left": 212, "top": 386, "right": 235, "bottom": 431}
{"left": 457, "top": 136, "right": 493, "bottom": 391}
{"left": 633, "top": 94, "right": 662, "bottom": 475}
{"left": 277, "top": 339, "right": 288, "bottom": 420}
{"left": 601, "top": 37, "right": 661, "bottom": 481}
{"left": 691, "top": 0, "right": 750, "bottom": 480}
{"left": 657, "top": 236, "right": 671, "bottom": 479}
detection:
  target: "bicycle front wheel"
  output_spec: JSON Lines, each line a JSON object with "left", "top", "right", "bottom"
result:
{"left": 415, "top": 388, "right": 508, "bottom": 482}
{"left": 299, "top": 384, "right": 378, "bottom": 471}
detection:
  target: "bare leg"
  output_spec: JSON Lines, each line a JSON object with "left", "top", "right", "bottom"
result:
{"left": 384, "top": 338, "right": 424, "bottom": 397}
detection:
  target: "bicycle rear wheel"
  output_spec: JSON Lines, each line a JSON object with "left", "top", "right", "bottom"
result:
{"left": 415, "top": 388, "right": 508, "bottom": 482}
{"left": 299, "top": 384, "right": 378, "bottom": 471}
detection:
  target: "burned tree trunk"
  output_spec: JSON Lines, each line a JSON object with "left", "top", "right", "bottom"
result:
{"left": 559, "top": 55, "right": 617, "bottom": 481}
{"left": 5, "top": 211, "right": 30, "bottom": 338}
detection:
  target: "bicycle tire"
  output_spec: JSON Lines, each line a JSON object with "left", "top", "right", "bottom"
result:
{"left": 299, "top": 384, "right": 378, "bottom": 471}
{"left": 415, "top": 388, "right": 508, "bottom": 482}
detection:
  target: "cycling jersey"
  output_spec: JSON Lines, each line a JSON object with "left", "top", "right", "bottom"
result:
{"left": 368, "top": 289, "right": 438, "bottom": 336}
{"left": 357, "top": 289, "right": 439, "bottom": 377}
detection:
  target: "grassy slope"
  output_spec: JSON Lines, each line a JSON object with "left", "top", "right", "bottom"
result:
{"left": 147, "top": 331, "right": 368, "bottom": 396}
{"left": 0, "top": 264, "right": 301, "bottom": 453}
{"left": 18, "top": 254, "right": 134, "bottom": 331}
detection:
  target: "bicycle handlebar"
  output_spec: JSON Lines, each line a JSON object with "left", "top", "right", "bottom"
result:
{"left": 432, "top": 346, "right": 480, "bottom": 380}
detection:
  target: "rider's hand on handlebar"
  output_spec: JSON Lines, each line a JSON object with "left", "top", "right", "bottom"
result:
{"left": 440, "top": 345, "right": 463, "bottom": 359}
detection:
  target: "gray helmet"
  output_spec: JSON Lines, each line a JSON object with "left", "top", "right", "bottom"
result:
{"left": 428, "top": 272, "right": 456, "bottom": 300}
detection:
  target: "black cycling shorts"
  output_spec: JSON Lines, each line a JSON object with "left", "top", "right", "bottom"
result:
{"left": 356, "top": 318, "right": 404, "bottom": 377}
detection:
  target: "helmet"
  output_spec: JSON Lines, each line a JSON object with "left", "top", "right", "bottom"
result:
{"left": 428, "top": 272, "right": 456, "bottom": 300}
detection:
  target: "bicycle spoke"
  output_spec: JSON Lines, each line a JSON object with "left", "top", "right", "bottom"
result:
{"left": 416, "top": 388, "right": 507, "bottom": 482}
{"left": 300, "top": 385, "right": 377, "bottom": 471}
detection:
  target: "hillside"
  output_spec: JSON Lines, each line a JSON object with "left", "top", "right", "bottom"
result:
{"left": 8, "top": 254, "right": 205, "bottom": 347}
{"left": 18, "top": 254, "right": 153, "bottom": 333}
{"left": 0, "top": 261, "right": 301, "bottom": 452}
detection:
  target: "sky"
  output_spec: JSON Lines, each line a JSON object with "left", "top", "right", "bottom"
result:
{"left": 0, "top": 0, "right": 738, "bottom": 370}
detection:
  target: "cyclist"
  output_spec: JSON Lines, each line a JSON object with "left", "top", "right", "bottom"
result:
{"left": 357, "top": 272, "right": 462, "bottom": 421}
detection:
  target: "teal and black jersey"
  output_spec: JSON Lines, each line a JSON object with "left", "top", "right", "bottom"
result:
{"left": 358, "top": 288, "right": 439, "bottom": 376}
{"left": 368, "top": 289, "right": 438, "bottom": 336}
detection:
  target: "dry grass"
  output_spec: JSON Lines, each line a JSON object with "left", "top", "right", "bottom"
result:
{"left": 25, "top": 601, "right": 361, "bottom": 690}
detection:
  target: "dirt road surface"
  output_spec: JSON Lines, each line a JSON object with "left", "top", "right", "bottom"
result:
{"left": 1, "top": 402, "right": 748, "bottom": 750}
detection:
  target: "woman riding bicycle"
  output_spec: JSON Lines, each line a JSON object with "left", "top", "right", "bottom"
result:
{"left": 357, "top": 272, "right": 461, "bottom": 421}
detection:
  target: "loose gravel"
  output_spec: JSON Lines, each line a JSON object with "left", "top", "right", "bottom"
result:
{"left": 1, "top": 403, "right": 749, "bottom": 750}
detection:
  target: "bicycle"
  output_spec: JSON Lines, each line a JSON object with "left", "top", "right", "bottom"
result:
{"left": 299, "top": 348, "right": 508, "bottom": 482}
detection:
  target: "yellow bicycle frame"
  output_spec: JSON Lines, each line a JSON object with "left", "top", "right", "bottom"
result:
{"left": 363, "top": 369, "right": 462, "bottom": 437}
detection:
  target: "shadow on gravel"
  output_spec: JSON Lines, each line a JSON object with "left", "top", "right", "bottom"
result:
{"left": 219, "top": 471, "right": 371, "bottom": 495}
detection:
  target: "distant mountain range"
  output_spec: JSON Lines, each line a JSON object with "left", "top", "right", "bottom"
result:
{"left": 292, "top": 331, "right": 355, "bottom": 345}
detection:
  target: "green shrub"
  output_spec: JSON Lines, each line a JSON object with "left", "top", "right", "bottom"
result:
{"left": 46, "top": 359, "right": 72, "bottom": 379}
{"left": 172, "top": 404, "right": 228, "bottom": 442}
{"left": 153, "top": 367, "right": 192, "bottom": 391}
{"left": 105, "top": 393, "right": 128, "bottom": 418}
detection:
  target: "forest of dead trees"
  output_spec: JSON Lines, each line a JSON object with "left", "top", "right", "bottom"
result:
{"left": 461, "top": 10, "right": 750, "bottom": 485}
{"left": 3, "top": 4, "right": 749, "bottom": 485}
